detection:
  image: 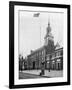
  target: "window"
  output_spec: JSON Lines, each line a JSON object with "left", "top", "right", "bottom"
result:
{"left": 52, "top": 54, "right": 55, "bottom": 59}
{"left": 39, "top": 51, "right": 41, "bottom": 56}
{"left": 42, "top": 50, "right": 44, "bottom": 55}
{"left": 61, "top": 50, "right": 63, "bottom": 56}
{"left": 47, "top": 55, "right": 49, "bottom": 60}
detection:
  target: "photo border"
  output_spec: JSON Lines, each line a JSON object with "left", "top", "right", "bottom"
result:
{"left": 9, "top": 1, "right": 70, "bottom": 89}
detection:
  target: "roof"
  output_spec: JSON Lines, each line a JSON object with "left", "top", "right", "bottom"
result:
{"left": 55, "top": 42, "right": 63, "bottom": 50}
{"left": 31, "top": 46, "right": 45, "bottom": 54}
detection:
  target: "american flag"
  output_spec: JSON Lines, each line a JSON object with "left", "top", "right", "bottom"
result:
{"left": 33, "top": 13, "right": 40, "bottom": 17}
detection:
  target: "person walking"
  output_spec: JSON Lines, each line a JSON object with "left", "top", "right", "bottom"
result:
{"left": 40, "top": 62, "right": 45, "bottom": 75}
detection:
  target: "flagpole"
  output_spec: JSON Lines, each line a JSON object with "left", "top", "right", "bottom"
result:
{"left": 33, "top": 13, "right": 41, "bottom": 47}
{"left": 40, "top": 25, "right": 41, "bottom": 47}
{"left": 38, "top": 14, "right": 41, "bottom": 47}
{"left": 33, "top": 13, "right": 42, "bottom": 69}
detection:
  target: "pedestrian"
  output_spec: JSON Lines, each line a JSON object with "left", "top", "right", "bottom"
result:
{"left": 40, "top": 62, "right": 45, "bottom": 75}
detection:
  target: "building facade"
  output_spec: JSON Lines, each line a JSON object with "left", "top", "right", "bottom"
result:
{"left": 24, "top": 20, "right": 63, "bottom": 70}
{"left": 46, "top": 47, "right": 63, "bottom": 70}
{"left": 27, "top": 46, "right": 46, "bottom": 70}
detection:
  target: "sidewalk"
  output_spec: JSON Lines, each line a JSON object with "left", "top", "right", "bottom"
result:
{"left": 22, "top": 70, "right": 63, "bottom": 78}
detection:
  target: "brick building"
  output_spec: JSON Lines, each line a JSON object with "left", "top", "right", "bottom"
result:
{"left": 26, "top": 20, "right": 63, "bottom": 70}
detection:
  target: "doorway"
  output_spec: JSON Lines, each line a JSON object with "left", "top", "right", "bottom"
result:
{"left": 33, "top": 61, "right": 35, "bottom": 69}
{"left": 58, "top": 63, "right": 61, "bottom": 70}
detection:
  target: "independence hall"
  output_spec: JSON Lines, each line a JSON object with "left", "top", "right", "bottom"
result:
{"left": 21, "top": 21, "right": 63, "bottom": 71}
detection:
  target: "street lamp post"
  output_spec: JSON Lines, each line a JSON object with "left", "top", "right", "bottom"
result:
{"left": 49, "top": 54, "right": 51, "bottom": 72}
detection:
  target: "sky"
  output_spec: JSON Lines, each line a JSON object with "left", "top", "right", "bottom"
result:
{"left": 18, "top": 11, "right": 64, "bottom": 58}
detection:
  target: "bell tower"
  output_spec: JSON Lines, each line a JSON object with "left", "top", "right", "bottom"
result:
{"left": 44, "top": 20, "right": 55, "bottom": 54}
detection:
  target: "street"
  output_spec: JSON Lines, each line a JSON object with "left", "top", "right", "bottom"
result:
{"left": 19, "top": 71, "right": 50, "bottom": 79}
{"left": 19, "top": 70, "right": 63, "bottom": 79}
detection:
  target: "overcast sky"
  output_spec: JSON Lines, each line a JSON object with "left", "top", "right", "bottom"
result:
{"left": 18, "top": 11, "right": 64, "bottom": 58}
